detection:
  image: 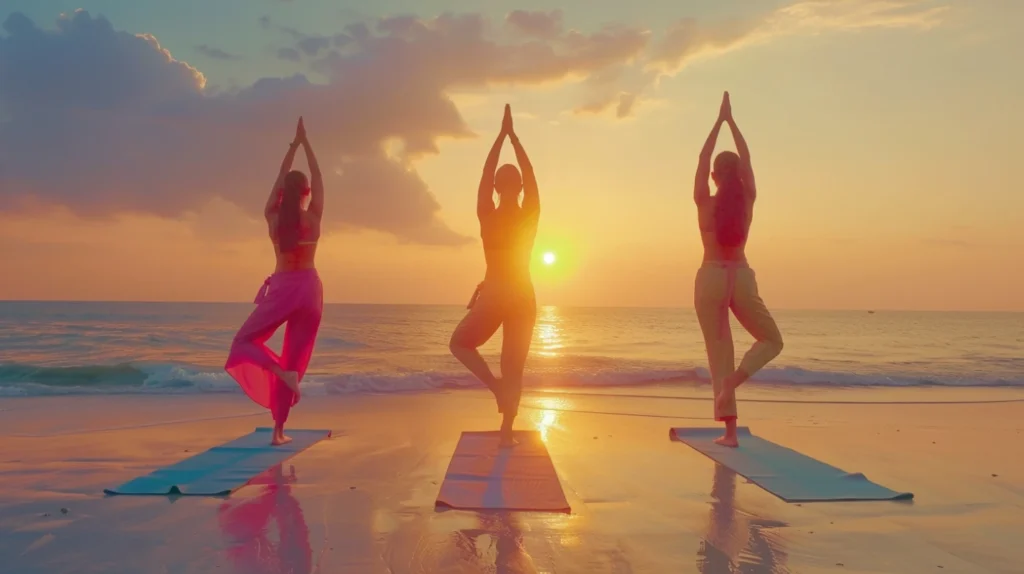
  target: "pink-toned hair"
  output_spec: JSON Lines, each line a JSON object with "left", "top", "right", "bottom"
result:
{"left": 277, "top": 170, "right": 309, "bottom": 251}
{"left": 712, "top": 151, "right": 747, "bottom": 248}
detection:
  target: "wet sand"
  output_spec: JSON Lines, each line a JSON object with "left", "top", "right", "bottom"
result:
{"left": 1, "top": 386, "right": 1022, "bottom": 573}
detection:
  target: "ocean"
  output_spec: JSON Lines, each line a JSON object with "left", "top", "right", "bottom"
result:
{"left": 0, "top": 301, "right": 1021, "bottom": 397}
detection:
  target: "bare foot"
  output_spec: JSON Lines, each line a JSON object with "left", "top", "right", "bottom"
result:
{"left": 281, "top": 371, "right": 301, "bottom": 399}
{"left": 498, "top": 427, "right": 518, "bottom": 448}
{"left": 714, "top": 435, "right": 739, "bottom": 448}
{"left": 271, "top": 434, "right": 293, "bottom": 446}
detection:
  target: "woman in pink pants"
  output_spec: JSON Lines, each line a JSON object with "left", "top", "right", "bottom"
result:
{"left": 693, "top": 93, "right": 784, "bottom": 447}
{"left": 225, "top": 117, "right": 325, "bottom": 446}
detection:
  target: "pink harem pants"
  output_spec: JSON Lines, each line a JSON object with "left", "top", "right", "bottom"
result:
{"left": 225, "top": 269, "right": 323, "bottom": 425}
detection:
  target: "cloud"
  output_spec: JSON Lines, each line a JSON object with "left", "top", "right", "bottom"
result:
{"left": 647, "top": 17, "right": 757, "bottom": 73}
{"left": 0, "top": 9, "right": 660, "bottom": 245}
{"left": 260, "top": 15, "right": 349, "bottom": 53}
{"left": 505, "top": 10, "right": 564, "bottom": 40}
{"left": 276, "top": 46, "right": 301, "bottom": 61}
{"left": 296, "top": 35, "right": 331, "bottom": 57}
{"left": 195, "top": 44, "right": 240, "bottom": 60}
{"left": 0, "top": 11, "right": 205, "bottom": 114}
{"left": 648, "top": 0, "right": 948, "bottom": 73}
{"left": 574, "top": 92, "right": 638, "bottom": 119}
{"left": 0, "top": 4, "right": 948, "bottom": 244}
{"left": 770, "top": 0, "right": 948, "bottom": 32}
{"left": 571, "top": 1, "right": 947, "bottom": 117}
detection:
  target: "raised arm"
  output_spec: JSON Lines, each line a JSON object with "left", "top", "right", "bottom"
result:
{"left": 509, "top": 128, "right": 538, "bottom": 216}
{"left": 265, "top": 135, "right": 301, "bottom": 219}
{"left": 724, "top": 111, "right": 756, "bottom": 201}
{"left": 298, "top": 119, "right": 325, "bottom": 218}
{"left": 695, "top": 111, "right": 724, "bottom": 206}
{"left": 477, "top": 119, "right": 506, "bottom": 220}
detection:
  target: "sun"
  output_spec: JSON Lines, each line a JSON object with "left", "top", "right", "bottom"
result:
{"left": 542, "top": 252, "right": 556, "bottom": 265}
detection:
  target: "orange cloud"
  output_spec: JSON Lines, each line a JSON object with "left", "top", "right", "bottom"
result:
{"left": 0, "top": 10, "right": 655, "bottom": 245}
{"left": 0, "top": 2, "right": 950, "bottom": 244}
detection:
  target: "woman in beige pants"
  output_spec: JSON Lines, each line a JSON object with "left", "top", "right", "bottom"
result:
{"left": 693, "top": 92, "right": 784, "bottom": 447}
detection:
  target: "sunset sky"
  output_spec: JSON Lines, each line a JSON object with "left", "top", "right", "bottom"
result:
{"left": 0, "top": 0, "right": 1020, "bottom": 311}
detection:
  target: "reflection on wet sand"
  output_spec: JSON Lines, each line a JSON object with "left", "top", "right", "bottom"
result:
{"left": 217, "top": 464, "right": 313, "bottom": 574}
{"left": 532, "top": 396, "right": 565, "bottom": 443}
{"left": 448, "top": 512, "right": 538, "bottom": 574}
{"left": 698, "top": 464, "right": 789, "bottom": 574}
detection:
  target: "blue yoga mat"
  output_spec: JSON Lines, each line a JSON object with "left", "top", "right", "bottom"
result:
{"left": 104, "top": 427, "right": 331, "bottom": 496}
{"left": 670, "top": 427, "right": 913, "bottom": 503}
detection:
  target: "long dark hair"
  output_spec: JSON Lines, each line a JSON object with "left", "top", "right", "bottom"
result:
{"left": 278, "top": 170, "right": 308, "bottom": 251}
{"left": 712, "top": 151, "right": 747, "bottom": 249}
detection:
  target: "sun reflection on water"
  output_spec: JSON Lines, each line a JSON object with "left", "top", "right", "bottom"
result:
{"left": 530, "top": 307, "right": 569, "bottom": 443}
{"left": 534, "top": 305, "right": 564, "bottom": 358}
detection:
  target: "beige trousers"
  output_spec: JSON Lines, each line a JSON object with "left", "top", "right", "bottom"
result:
{"left": 694, "top": 262, "right": 784, "bottom": 421}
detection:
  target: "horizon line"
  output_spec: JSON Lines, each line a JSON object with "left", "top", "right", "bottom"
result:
{"left": 0, "top": 299, "right": 1020, "bottom": 314}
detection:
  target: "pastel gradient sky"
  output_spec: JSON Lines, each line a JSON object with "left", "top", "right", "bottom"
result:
{"left": 0, "top": 0, "right": 1021, "bottom": 310}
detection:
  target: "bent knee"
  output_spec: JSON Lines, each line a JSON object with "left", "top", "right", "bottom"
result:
{"left": 449, "top": 330, "right": 476, "bottom": 354}
{"left": 447, "top": 334, "right": 461, "bottom": 354}
{"left": 766, "top": 336, "right": 784, "bottom": 356}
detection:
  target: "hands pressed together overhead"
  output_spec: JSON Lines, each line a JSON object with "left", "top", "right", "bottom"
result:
{"left": 291, "top": 116, "right": 308, "bottom": 147}
{"left": 718, "top": 91, "right": 732, "bottom": 123}
{"left": 500, "top": 104, "right": 515, "bottom": 137}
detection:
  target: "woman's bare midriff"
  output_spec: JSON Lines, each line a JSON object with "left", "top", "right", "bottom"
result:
{"left": 485, "top": 261, "right": 531, "bottom": 281}
{"left": 268, "top": 212, "right": 319, "bottom": 272}
{"left": 481, "top": 221, "right": 535, "bottom": 291}
{"left": 274, "top": 245, "right": 317, "bottom": 272}
{"left": 700, "top": 236, "right": 747, "bottom": 264}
